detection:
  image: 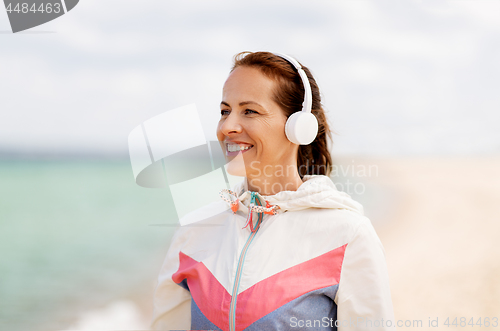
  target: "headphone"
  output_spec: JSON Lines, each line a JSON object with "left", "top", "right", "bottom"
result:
{"left": 273, "top": 52, "right": 319, "bottom": 145}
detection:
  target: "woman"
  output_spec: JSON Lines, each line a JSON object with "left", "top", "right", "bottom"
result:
{"left": 151, "top": 51, "right": 395, "bottom": 330}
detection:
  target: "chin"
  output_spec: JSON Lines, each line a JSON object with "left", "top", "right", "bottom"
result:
{"left": 225, "top": 153, "right": 247, "bottom": 177}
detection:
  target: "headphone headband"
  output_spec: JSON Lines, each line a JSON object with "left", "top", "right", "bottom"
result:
{"left": 272, "top": 52, "right": 313, "bottom": 114}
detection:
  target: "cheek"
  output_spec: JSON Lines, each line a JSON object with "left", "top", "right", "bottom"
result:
{"left": 269, "top": 118, "right": 288, "bottom": 142}
{"left": 245, "top": 114, "right": 288, "bottom": 152}
{"left": 216, "top": 123, "right": 224, "bottom": 140}
{"left": 257, "top": 125, "right": 288, "bottom": 154}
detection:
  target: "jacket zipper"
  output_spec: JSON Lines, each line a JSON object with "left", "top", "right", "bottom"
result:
{"left": 228, "top": 194, "right": 264, "bottom": 331}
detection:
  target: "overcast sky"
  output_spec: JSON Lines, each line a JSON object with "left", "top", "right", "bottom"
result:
{"left": 1, "top": 0, "right": 499, "bottom": 156}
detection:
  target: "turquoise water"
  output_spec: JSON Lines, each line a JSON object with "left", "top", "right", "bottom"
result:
{"left": 0, "top": 160, "right": 179, "bottom": 330}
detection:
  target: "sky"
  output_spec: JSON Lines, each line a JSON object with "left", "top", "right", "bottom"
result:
{"left": 1, "top": 0, "right": 499, "bottom": 157}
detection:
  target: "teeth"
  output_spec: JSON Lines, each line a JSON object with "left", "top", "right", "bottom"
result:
{"left": 227, "top": 144, "right": 253, "bottom": 152}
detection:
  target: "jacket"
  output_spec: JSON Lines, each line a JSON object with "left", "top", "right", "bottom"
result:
{"left": 151, "top": 175, "right": 395, "bottom": 330}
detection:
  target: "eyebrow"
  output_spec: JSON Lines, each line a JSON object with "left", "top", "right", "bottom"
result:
{"left": 220, "top": 101, "right": 263, "bottom": 108}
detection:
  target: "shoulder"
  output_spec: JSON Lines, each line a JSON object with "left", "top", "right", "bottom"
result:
{"left": 286, "top": 206, "right": 372, "bottom": 242}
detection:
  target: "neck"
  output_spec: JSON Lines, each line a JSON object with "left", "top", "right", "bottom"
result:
{"left": 245, "top": 167, "right": 304, "bottom": 195}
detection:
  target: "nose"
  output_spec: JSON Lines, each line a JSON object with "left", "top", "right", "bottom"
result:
{"left": 218, "top": 111, "right": 243, "bottom": 137}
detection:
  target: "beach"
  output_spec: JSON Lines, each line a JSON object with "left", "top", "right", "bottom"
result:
{"left": 334, "top": 155, "right": 500, "bottom": 329}
{"left": 67, "top": 155, "right": 500, "bottom": 330}
{"left": 3, "top": 156, "right": 498, "bottom": 330}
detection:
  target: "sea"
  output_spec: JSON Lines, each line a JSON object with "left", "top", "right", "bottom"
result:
{"left": 0, "top": 159, "right": 179, "bottom": 330}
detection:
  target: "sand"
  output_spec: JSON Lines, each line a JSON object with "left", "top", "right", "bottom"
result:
{"left": 334, "top": 155, "right": 500, "bottom": 330}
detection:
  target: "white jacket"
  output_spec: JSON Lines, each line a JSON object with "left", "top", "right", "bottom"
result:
{"left": 151, "top": 175, "right": 395, "bottom": 330}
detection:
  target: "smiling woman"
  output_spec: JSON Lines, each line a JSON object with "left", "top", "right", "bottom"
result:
{"left": 151, "top": 51, "right": 395, "bottom": 331}
{"left": 218, "top": 52, "right": 333, "bottom": 196}
{"left": 218, "top": 64, "right": 304, "bottom": 194}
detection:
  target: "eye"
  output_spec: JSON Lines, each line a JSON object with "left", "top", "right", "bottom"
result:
{"left": 220, "top": 109, "right": 230, "bottom": 116}
{"left": 245, "top": 109, "right": 258, "bottom": 114}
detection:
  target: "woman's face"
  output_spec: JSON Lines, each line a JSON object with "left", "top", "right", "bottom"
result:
{"left": 217, "top": 66, "right": 297, "bottom": 178}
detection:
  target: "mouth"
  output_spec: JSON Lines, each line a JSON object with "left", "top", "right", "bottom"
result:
{"left": 225, "top": 142, "right": 254, "bottom": 157}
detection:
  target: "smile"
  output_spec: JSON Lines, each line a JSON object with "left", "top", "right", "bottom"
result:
{"left": 226, "top": 143, "right": 254, "bottom": 156}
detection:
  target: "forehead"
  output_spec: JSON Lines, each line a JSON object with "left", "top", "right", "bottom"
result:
{"left": 222, "top": 66, "right": 276, "bottom": 102}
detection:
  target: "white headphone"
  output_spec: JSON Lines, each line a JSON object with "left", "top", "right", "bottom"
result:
{"left": 273, "top": 52, "right": 319, "bottom": 145}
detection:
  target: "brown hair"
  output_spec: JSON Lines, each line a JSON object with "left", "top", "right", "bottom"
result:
{"left": 231, "top": 51, "right": 333, "bottom": 178}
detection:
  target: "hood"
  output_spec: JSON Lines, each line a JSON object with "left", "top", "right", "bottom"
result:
{"left": 231, "top": 175, "right": 364, "bottom": 216}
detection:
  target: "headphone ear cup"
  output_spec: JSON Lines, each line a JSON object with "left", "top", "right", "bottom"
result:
{"left": 285, "top": 111, "right": 319, "bottom": 145}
